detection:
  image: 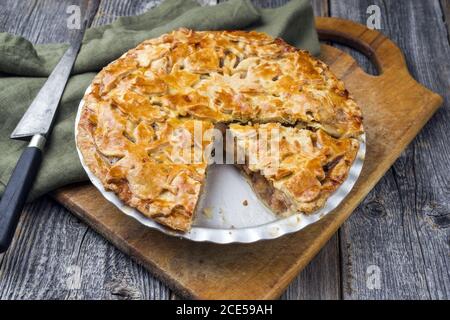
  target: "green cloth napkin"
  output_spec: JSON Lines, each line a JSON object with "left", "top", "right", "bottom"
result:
{"left": 0, "top": 0, "right": 319, "bottom": 200}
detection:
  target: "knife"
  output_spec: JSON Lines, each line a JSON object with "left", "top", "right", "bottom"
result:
{"left": 0, "top": 1, "right": 99, "bottom": 253}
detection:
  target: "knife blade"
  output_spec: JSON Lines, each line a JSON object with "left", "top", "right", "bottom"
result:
{"left": 10, "top": 30, "right": 85, "bottom": 139}
{"left": 0, "top": 1, "right": 99, "bottom": 253}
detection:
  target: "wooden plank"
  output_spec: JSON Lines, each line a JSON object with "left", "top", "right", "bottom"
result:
{"left": 281, "top": 237, "right": 341, "bottom": 299}
{"left": 94, "top": 0, "right": 216, "bottom": 25}
{"left": 329, "top": 0, "right": 450, "bottom": 299}
{"left": 0, "top": 0, "right": 78, "bottom": 43}
{"left": 0, "top": 0, "right": 170, "bottom": 300}
{"left": 311, "top": 0, "right": 329, "bottom": 17}
{"left": 93, "top": 0, "right": 164, "bottom": 26}
{"left": 441, "top": 0, "right": 450, "bottom": 44}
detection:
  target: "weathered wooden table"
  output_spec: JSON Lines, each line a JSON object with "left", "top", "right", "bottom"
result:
{"left": 0, "top": 0, "right": 449, "bottom": 300}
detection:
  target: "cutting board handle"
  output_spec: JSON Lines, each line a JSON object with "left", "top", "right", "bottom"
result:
{"left": 316, "top": 17, "right": 407, "bottom": 75}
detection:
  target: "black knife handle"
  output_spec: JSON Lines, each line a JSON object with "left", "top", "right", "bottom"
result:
{"left": 0, "top": 143, "right": 43, "bottom": 253}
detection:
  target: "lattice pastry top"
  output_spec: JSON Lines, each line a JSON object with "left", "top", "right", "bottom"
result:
{"left": 77, "top": 29, "right": 363, "bottom": 231}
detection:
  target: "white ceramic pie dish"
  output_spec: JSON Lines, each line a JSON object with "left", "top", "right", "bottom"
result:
{"left": 75, "top": 86, "right": 366, "bottom": 244}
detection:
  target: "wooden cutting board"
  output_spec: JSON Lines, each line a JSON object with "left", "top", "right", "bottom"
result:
{"left": 52, "top": 17, "right": 442, "bottom": 299}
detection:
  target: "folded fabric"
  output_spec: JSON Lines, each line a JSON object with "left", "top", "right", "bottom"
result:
{"left": 0, "top": 0, "right": 319, "bottom": 200}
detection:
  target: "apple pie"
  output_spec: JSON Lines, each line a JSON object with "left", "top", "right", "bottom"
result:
{"left": 77, "top": 28, "right": 363, "bottom": 232}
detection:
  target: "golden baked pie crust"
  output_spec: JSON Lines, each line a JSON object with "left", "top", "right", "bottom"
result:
{"left": 229, "top": 123, "right": 359, "bottom": 215}
{"left": 76, "top": 28, "right": 364, "bottom": 232}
